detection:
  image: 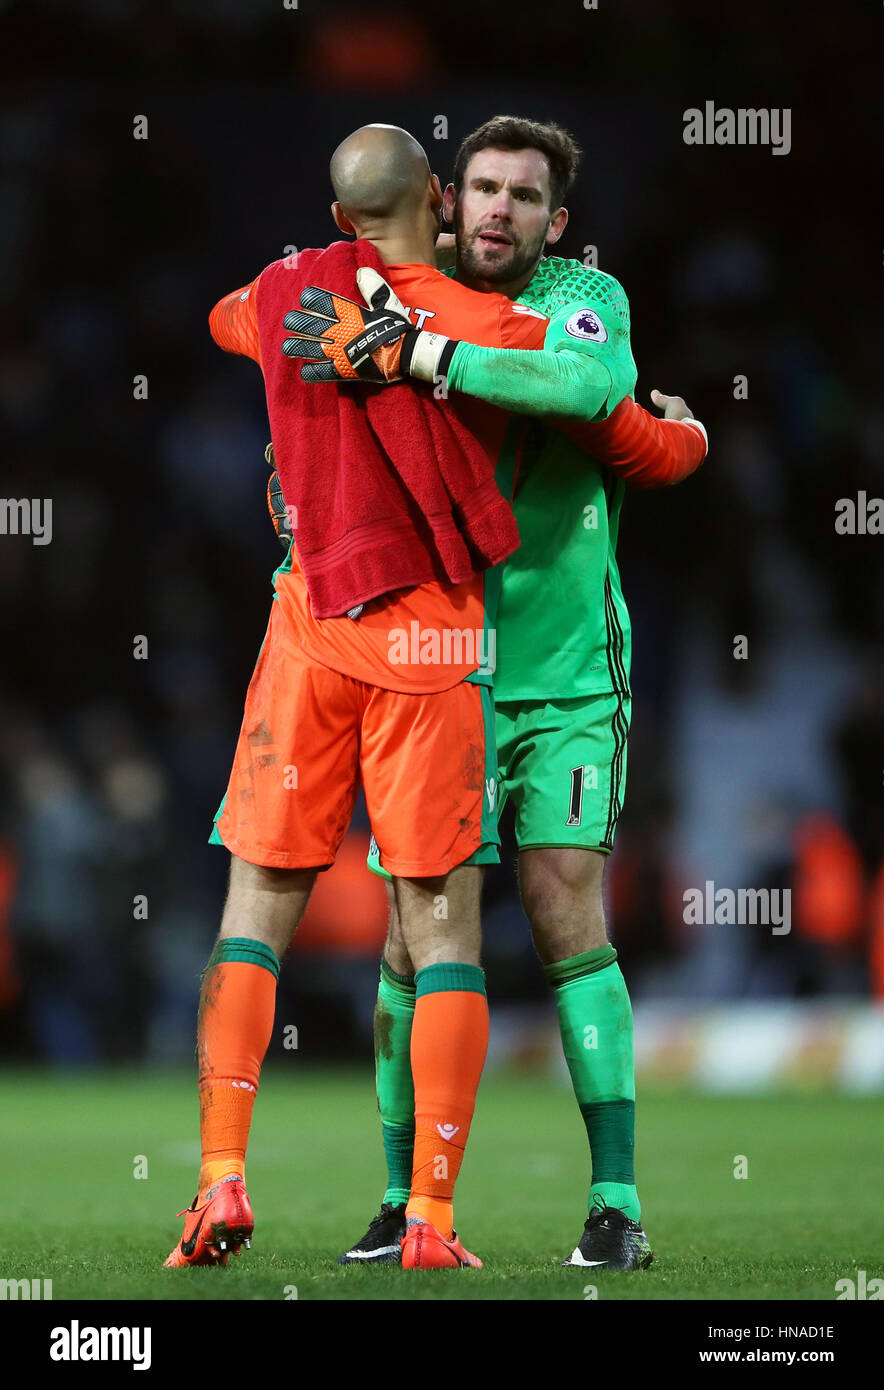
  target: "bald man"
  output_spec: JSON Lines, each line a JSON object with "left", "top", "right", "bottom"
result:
{"left": 329, "top": 123, "right": 431, "bottom": 230}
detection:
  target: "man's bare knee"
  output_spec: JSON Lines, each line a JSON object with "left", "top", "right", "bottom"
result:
{"left": 383, "top": 882, "right": 414, "bottom": 978}
{"left": 393, "top": 864, "right": 482, "bottom": 973}
{"left": 518, "top": 847, "right": 608, "bottom": 963}
{"left": 219, "top": 854, "right": 318, "bottom": 961}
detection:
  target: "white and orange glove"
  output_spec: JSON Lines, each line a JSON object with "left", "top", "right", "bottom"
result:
{"left": 281, "top": 269, "right": 454, "bottom": 385}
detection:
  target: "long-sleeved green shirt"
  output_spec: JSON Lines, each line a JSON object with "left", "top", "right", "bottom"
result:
{"left": 448, "top": 259, "right": 636, "bottom": 426}
{"left": 451, "top": 258, "right": 639, "bottom": 701}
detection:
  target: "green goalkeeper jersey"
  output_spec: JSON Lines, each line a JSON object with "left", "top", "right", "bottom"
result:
{"left": 491, "top": 258, "right": 637, "bottom": 701}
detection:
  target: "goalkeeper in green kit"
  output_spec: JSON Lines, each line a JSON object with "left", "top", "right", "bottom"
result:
{"left": 279, "top": 116, "right": 707, "bottom": 1269}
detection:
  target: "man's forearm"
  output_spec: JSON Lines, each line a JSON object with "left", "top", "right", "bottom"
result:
{"left": 434, "top": 341, "right": 615, "bottom": 422}
{"left": 559, "top": 397, "right": 708, "bottom": 487}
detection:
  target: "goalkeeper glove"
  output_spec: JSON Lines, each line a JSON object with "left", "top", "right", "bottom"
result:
{"left": 265, "top": 442, "right": 293, "bottom": 551}
{"left": 281, "top": 269, "right": 457, "bottom": 385}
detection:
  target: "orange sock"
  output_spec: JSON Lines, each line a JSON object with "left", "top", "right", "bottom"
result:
{"left": 406, "top": 963, "right": 489, "bottom": 1240}
{"left": 196, "top": 937, "right": 279, "bottom": 1195}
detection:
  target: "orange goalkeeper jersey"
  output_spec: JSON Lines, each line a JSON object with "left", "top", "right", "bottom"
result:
{"left": 209, "top": 260, "right": 545, "bottom": 694}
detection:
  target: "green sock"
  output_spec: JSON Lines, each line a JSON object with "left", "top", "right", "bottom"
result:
{"left": 374, "top": 957, "right": 416, "bottom": 1207}
{"left": 203, "top": 935, "right": 280, "bottom": 978}
{"left": 544, "top": 946, "right": 640, "bottom": 1222}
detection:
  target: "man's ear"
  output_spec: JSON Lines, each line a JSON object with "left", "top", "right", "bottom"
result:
{"left": 428, "top": 173, "right": 443, "bottom": 214}
{"left": 545, "top": 205, "right": 568, "bottom": 246}
{"left": 332, "top": 200, "right": 356, "bottom": 236}
{"left": 441, "top": 182, "right": 457, "bottom": 227}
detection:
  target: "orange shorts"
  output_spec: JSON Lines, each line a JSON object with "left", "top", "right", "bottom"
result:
{"left": 210, "top": 598, "right": 498, "bottom": 877}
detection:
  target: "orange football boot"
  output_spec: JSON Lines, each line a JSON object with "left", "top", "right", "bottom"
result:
{"left": 401, "top": 1220, "right": 483, "bottom": 1270}
{"left": 164, "top": 1174, "right": 254, "bottom": 1268}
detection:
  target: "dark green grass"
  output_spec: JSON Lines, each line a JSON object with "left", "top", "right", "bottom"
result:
{"left": 3, "top": 1067, "right": 881, "bottom": 1300}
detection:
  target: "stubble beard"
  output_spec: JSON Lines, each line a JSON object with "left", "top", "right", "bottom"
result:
{"left": 454, "top": 207, "right": 549, "bottom": 290}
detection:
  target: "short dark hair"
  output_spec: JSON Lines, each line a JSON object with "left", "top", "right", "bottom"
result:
{"left": 452, "top": 115, "right": 581, "bottom": 211}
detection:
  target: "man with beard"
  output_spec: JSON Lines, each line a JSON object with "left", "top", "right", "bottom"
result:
{"left": 280, "top": 116, "right": 706, "bottom": 1270}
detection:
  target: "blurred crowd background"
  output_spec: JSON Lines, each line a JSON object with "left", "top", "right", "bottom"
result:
{"left": 1, "top": 0, "right": 881, "bottom": 1071}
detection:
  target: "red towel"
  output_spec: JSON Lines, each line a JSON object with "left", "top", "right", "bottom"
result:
{"left": 255, "top": 240, "right": 519, "bottom": 619}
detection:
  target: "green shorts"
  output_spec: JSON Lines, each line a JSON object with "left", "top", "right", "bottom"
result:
{"left": 495, "top": 691, "right": 630, "bottom": 853}
{"left": 367, "top": 688, "right": 629, "bottom": 880}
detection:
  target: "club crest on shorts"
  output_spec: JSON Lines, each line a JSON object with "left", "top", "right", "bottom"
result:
{"left": 564, "top": 308, "right": 608, "bottom": 343}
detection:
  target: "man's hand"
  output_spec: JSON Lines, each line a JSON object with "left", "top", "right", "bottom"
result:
{"left": 281, "top": 269, "right": 457, "bottom": 386}
{"left": 650, "top": 388, "right": 708, "bottom": 452}
{"left": 650, "top": 388, "right": 694, "bottom": 421}
{"left": 281, "top": 278, "right": 414, "bottom": 383}
{"left": 356, "top": 268, "right": 456, "bottom": 383}
{"left": 265, "top": 442, "right": 293, "bottom": 551}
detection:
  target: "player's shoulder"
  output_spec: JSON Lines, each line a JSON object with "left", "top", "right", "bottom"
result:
{"left": 261, "top": 246, "right": 325, "bottom": 280}
{"left": 521, "top": 257, "right": 631, "bottom": 327}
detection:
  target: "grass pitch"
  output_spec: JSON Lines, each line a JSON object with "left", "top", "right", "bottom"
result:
{"left": 4, "top": 1067, "right": 881, "bottom": 1301}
